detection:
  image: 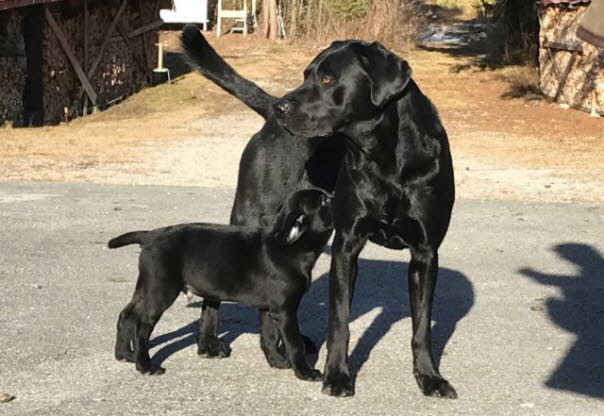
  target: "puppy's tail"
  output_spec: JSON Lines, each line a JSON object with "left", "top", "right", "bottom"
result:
{"left": 181, "top": 25, "right": 276, "bottom": 120}
{"left": 108, "top": 231, "right": 150, "bottom": 249}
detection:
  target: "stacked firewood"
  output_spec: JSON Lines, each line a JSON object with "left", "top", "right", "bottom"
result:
{"left": 42, "top": 0, "right": 164, "bottom": 124}
{"left": 0, "top": 10, "right": 26, "bottom": 127}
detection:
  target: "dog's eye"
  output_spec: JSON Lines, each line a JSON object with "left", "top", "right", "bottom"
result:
{"left": 320, "top": 75, "right": 332, "bottom": 85}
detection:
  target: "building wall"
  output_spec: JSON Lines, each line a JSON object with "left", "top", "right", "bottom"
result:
{"left": 538, "top": 5, "right": 604, "bottom": 113}
{"left": 0, "top": 9, "right": 27, "bottom": 127}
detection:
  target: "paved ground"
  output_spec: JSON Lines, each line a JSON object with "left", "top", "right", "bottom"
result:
{"left": 1, "top": 182, "right": 603, "bottom": 415}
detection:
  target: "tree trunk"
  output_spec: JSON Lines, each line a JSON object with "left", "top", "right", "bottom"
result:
{"left": 262, "top": 0, "right": 270, "bottom": 38}
{"left": 269, "top": 0, "right": 278, "bottom": 40}
{"left": 262, "top": 0, "right": 278, "bottom": 40}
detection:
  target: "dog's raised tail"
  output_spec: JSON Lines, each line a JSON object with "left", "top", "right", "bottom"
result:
{"left": 108, "top": 231, "right": 150, "bottom": 249}
{"left": 180, "top": 25, "right": 275, "bottom": 119}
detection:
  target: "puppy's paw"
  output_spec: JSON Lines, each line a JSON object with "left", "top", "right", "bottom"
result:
{"left": 322, "top": 371, "right": 354, "bottom": 397}
{"left": 296, "top": 368, "right": 323, "bottom": 382}
{"left": 198, "top": 336, "right": 230, "bottom": 359}
{"left": 266, "top": 353, "right": 292, "bottom": 369}
{"left": 415, "top": 373, "right": 458, "bottom": 399}
{"left": 115, "top": 349, "right": 134, "bottom": 363}
{"left": 136, "top": 363, "right": 165, "bottom": 376}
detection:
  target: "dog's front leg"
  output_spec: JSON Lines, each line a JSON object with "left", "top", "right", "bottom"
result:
{"left": 408, "top": 248, "right": 457, "bottom": 399}
{"left": 259, "top": 310, "right": 292, "bottom": 369}
{"left": 322, "top": 230, "right": 367, "bottom": 397}
{"left": 269, "top": 306, "right": 322, "bottom": 382}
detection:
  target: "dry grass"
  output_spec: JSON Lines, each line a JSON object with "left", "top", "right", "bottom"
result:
{"left": 283, "top": 0, "right": 425, "bottom": 49}
{"left": 499, "top": 66, "right": 543, "bottom": 101}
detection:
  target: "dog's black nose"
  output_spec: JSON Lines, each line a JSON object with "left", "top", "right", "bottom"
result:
{"left": 274, "top": 101, "right": 290, "bottom": 115}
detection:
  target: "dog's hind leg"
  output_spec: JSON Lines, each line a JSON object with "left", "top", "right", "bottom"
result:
{"left": 115, "top": 279, "right": 146, "bottom": 363}
{"left": 131, "top": 273, "right": 181, "bottom": 375}
{"left": 115, "top": 299, "right": 137, "bottom": 362}
{"left": 197, "top": 299, "right": 230, "bottom": 358}
{"left": 408, "top": 248, "right": 457, "bottom": 399}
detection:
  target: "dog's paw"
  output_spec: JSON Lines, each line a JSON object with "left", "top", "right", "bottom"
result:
{"left": 114, "top": 349, "right": 134, "bottom": 363}
{"left": 198, "top": 336, "right": 230, "bottom": 359}
{"left": 136, "top": 363, "right": 165, "bottom": 376}
{"left": 266, "top": 352, "right": 292, "bottom": 369}
{"left": 322, "top": 371, "right": 354, "bottom": 397}
{"left": 296, "top": 368, "right": 323, "bottom": 382}
{"left": 415, "top": 373, "right": 458, "bottom": 399}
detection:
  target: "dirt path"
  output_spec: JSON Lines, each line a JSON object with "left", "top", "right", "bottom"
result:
{"left": 1, "top": 30, "right": 602, "bottom": 203}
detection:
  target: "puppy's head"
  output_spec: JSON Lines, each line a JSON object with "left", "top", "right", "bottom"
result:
{"left": 273, "top": 40, "right": 412, "bottom": 138}
{"left": 269, "top": 189, "right": 333, "bottom": 246}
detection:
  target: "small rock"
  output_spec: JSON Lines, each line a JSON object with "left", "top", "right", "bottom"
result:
{"left": 113, "top": 206, "right": 122, "bottom": 211}
{"left": 0, "top": 393, "right": 15, "bottom": 403}
{"left": 530, "top": 304, "right": 545, "bottom": 312}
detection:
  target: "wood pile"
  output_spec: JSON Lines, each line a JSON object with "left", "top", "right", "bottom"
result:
{"left": 42, "top": 0, "right": 167, "bottom": 124}
{"left": 538, "top": 4, "right": 604, "bottom": 114}
{"left": 0, "top": 9, "right": 26, "bottom": 127}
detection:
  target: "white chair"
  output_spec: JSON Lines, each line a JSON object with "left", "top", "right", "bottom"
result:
{"left": 160, "top": 0, "right": 210, "bottom": 31}
{"left": 216, "top": 0, "right": 256, "bottom": 37}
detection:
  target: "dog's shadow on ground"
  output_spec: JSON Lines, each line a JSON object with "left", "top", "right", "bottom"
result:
{"left": 519, "top": 242, "right": 604, "bottom": 399}
{"left": 150, "top": 247, "right": 475, "bottom": 375}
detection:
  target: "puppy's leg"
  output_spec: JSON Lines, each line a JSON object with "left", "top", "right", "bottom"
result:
{"left": 132, "top": 272, "right": 181, "bottom": 375}
{"left": 115, "top": 300, "right": 136, "bottom": 362}
{"left": 269, "top": 306, "right": 321, "bottom": 382}
{"left": 197, "top": 299, "right": 229, "bottom": 358}
{"left": 115, "top": 283, "right": 145, "bottom": 362}
{"left": 260, "top": 310, "right": 291, "bottom": 369}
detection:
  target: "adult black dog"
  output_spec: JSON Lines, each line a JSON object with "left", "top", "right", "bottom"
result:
{"left": 273, "top": 41, "right": 456, "bottom": 398}
{"left": 108, "top": 189, "right": 333, "bottom": 380}
{"left": 181, "top": 28, "right": 456, "bottom": 398}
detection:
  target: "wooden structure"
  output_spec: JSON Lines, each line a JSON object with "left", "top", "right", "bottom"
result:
{"left": 0, "top": 0, "right": 169, "bottom": 127}
{"left": 160, "top": 0, "right": 209, "bottom": 31}
{"left": 537, "top": 0, "right": 603, "bottom": 115}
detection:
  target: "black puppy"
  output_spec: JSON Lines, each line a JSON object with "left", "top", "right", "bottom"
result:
{"left": 181, "top": 26, "right": 346, "bottom": 370}
{"left": 108, "top": 189, "right": 332, "bottom": 381}
{"left": 273, "top": 41, "right": 457, "bottom": 398}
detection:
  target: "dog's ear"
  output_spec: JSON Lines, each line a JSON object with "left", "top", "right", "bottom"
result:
{"left": 358, "top": 42, "right": 412, "bottom": 108}
{"left": 272, "top": 212, "right": 307, "bottom": 245}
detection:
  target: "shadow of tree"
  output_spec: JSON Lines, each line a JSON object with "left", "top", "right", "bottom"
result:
{"left": 150, "top": 248, "right": 475, "bottom": 376}
{"left": 519, "top": 243, "right": 604, "bottom": 399}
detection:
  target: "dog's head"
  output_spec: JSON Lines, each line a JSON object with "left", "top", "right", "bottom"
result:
{"left": 273, "top": 40, "right": 412, "bottom": 137}
{"left": 267, "top": 189, "right": 333, "bottom": 246}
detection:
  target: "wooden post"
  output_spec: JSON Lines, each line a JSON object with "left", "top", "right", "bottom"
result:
{"left": 155, "top": 42, "right": 163, "bottom": 69}
{"left": 138, "top": 0, "right": 152, "bottom": 81}
{"left": 83, "top": 0, "right": 89, "bottom": 115}
{"left": 84, "top": 0, "right": 88, "bottom": 71}
{"left": 45, "top": 8, "right": 97, "bottom": 105}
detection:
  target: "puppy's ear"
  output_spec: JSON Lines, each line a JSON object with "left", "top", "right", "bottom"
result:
{"left": 358, "top": 42, "right": 412, "bottom": 108}
{"left": 272, "top": 212, "right": 307, "bottom": 245}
